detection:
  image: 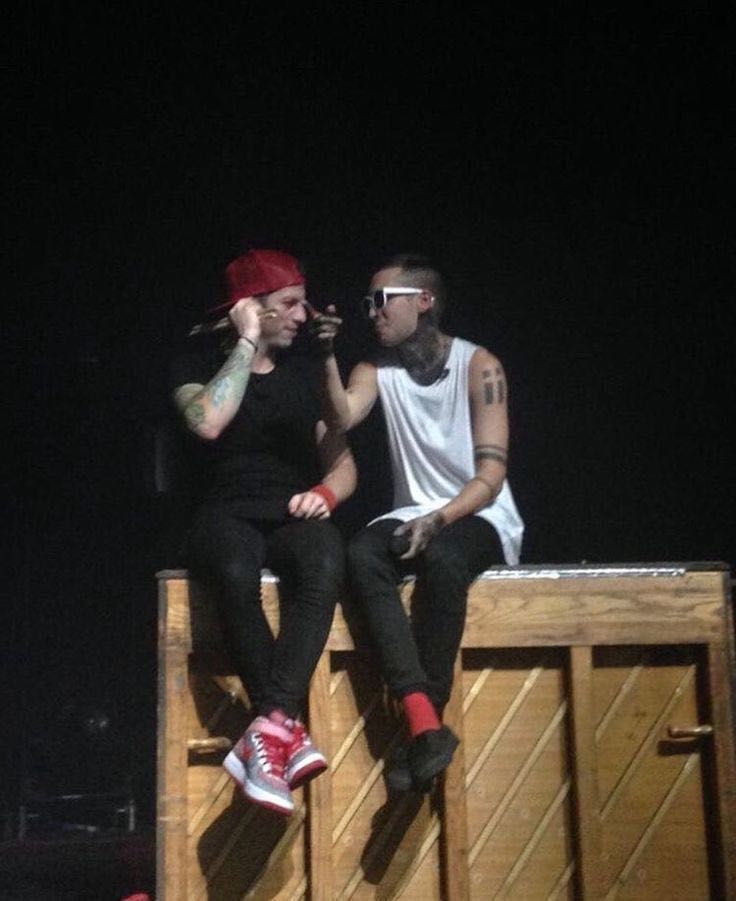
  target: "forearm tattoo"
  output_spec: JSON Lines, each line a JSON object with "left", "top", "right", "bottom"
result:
{"left": 210, "top": 341, "right": 254, "bottom": 407}
{"left": 474, "top": 443, "right": 508, "bottom": 465}
{"left": 482, "top": 367, "right": 506, "bottom": 404}
{"left": 184, "top": 341, "right": 254, "bottom": 429}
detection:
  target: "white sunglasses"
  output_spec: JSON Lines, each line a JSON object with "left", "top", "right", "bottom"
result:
{"left": 362, "top": 286, "right": 424, "bottom": 316}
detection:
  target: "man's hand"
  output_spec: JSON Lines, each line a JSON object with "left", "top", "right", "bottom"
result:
{"left": 392, "top": 511, "right": 446, "bottom": 559}
{"left": 310, "top": 304, "right": 342, "bottom": 356}
{"left": 229, "top": 297, "right": 263, "bottom": 344}
{"left": 288, "top": 491, "right": 332, "bottom": 519}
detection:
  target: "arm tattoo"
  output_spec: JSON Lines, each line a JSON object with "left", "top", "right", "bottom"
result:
{"left": 209, "top": 342, "right": 254, "bottom": 409}
{"left": 184, "top": 341, "right": 254, "bottom": 429}
{"left": 186, "top": 403, "right": 206, "bottom": 427}
{"left": 482, "top": 367, "right": 506, "bottom": 405}
{"left": 474, "top": 443, "right": 508, "bottom": 464}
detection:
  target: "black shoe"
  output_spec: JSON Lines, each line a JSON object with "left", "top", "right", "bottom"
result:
{"left": 407, "top": 726, "right": 459, "bottom": 787}
{"left": 385, "top": 744, "right": 436, "bottom": 793}
{"left": 385, "top": 744, "right": 413, "bottom": 793}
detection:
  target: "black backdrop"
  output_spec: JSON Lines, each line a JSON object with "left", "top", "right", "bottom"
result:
{"left": 4, "top": 5, "right": 734, "bottom": 836}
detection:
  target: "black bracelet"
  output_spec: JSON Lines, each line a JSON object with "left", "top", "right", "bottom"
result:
{"left": 237, "top": 335, "right": 257, "bottom": 352}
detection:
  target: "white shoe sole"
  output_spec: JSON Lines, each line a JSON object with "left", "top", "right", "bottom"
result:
{"left": 224, "top": 749, "right": 294, "bottom": 815}
{"left": 287, "top": 751, "right": 328, "bottom": 787}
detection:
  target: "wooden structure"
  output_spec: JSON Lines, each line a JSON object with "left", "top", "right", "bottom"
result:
{"left": 157, "top": 564, "right": 736, "bottom": 899}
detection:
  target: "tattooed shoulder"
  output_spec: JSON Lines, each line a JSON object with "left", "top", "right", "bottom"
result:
{"left": 482, "top": 365, "right": 506, "bottom": 405}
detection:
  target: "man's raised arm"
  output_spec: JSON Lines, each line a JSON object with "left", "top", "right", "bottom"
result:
{"left": 173, "top": 298, "right": 262, "bottom": 440}
{"left": 312, "top": 305, "right": 379, "bottom": 432}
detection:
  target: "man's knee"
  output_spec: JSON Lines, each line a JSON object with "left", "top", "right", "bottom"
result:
{"left": 347, "top": 527, "right": 388, "bottom": 573}
{"left": 212, "top": 554, "right": 262, "bottom": 594}
{"left": 421, "top": 540, "right": 470, "bottom": 587}
{"left": 294, "top": 520, "right": 346, "bottom": 584}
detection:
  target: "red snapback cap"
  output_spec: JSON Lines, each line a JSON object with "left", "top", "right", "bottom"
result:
{"left": 210, "top": 249, "right": 305, "bottom": 314}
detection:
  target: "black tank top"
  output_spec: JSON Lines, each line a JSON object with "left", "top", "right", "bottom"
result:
{"left": 170, "top": 342, "right": 322, "bottom": 520}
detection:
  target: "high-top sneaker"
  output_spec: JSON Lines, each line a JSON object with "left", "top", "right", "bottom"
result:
{"left": 224, "top": 716, "right": 294, "bottom": 815}
{"left": 284, "top": 719, "right": 328, "bottom": 788}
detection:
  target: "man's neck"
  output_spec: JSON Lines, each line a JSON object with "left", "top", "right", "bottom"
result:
{"left": 396, "top": 322, "right": 452, "bottom": 386}
{"left": 251, "top": 347, "right": 277, "bottom": 374}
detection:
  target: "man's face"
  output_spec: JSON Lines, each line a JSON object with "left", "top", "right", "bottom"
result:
{"left": 366, "top": 266, "right": 426, "bottom": 347}
{"left": 260, "top": 284, "right": 308, "bottom": 348}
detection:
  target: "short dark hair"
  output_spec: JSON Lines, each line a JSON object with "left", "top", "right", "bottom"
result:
{"left": 376, "top": 253, "right": 446, "bottom": 323}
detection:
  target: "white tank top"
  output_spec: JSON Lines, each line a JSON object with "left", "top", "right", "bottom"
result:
{"left": 370, "top": 337, "right": 524, "bottom": 565}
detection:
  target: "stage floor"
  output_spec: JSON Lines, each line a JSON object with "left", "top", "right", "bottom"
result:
{"left": 0, "top": 831, "right": 155, "bottom": 900}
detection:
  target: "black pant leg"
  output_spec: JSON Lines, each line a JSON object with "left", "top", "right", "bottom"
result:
{"left": 185, "top": 507, "right": 274, "bottom": 712}
{"left": 264, "top": 518, "right": 345, "bottom": 717}
{"left": 414, "top": 516, "right": 503, "bottom": 711}
{"left": 347, "top": 519, "right": 429, "bottom": 700}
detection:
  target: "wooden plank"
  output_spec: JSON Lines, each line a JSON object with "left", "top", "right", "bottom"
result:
{"left": 160, "top": 575, "right": 193, "bottom": 651}
{"left": 706, "top": 636, "right": 736, "bottom": 897}
{"left": 321, "top": 572, "right": 727, "bottom": 651}
{"left": 441, "top": 653, "right": 470, "bottom": 900}
{"left": 460, "top": 573, "right": 726, "bottom": 648}
{"left": 158, "top": 569, "right": 727, "bottom": 653}
{"left": 568, "top": 645, "right": 603, "bottom": 899}
{"left": 307, "top": 651, "right": 332, "bottom": 900}
{"left": 156, "top": 577, "right": 190, "bottom": 901}
{"left": 710, "top": 571, "right": 736, "bottom": 898}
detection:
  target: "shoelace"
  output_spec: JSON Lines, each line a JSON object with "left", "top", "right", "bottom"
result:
{"left": 252, "top": 731, "right": 286, "bottom": 777}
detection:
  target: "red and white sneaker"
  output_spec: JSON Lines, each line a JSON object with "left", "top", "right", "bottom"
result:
{"left": 224, "top": 717, "right": 294, "bottom": 815}
{"left": 284, "top": 719, "right": 328, "bottom": 788}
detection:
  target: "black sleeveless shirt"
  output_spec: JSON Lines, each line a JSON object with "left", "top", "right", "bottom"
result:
{"left": 169, "top": 341, "right": 323, "bottom": 521}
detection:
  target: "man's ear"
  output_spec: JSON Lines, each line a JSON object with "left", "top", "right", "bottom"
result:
{"left": 417, "top": 291, "right": 435, "bottom": 313}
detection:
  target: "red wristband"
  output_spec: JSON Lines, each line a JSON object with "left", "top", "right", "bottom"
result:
{"left": 310, "top": 483, "right": 337, "bottom": 512}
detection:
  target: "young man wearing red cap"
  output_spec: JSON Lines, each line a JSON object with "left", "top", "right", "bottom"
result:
{"left": 170, "top": 249, "right": 356, "bottom": 815}
{"left": 313, "top": 253, "right": 524, "bottom": 792}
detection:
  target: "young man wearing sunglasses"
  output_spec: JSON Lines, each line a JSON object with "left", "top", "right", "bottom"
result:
{"left": 170, "top": 248, "right": 357, "bottom": 815}
{"left": 313, "top": 253, "right": 524, "bottom": 791}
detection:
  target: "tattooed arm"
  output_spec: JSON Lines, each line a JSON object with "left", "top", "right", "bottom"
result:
{"left": 429, "top": 347, "right": 509, "bottom": 524}
{"left": 470, "top": 347, "right": 509, "bottom": 480}
{"left": 391, "top": 347, "right": 510, "bottom": 558}
{"left": 172, "top": 298, "right": 262, "bottom": 441}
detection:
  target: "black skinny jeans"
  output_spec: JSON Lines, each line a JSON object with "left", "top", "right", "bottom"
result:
{"left": 347, "top": 515, "right": 503, "bottom": 713}
{"left": 186, "top": 506, "right": 345, "bottom": 719}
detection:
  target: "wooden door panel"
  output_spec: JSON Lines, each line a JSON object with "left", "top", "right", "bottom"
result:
{"left": 593, "top": 646, "right": 711, "bottom": 899}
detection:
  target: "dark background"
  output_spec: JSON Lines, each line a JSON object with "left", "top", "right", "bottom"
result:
{"left": 4, "top": 0, "right": 734, "bottom": 870}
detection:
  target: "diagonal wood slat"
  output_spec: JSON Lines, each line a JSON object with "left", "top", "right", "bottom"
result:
{"left": 605, "top": 753, "right": 700, "bottom": 900}
{"left": 469, "top": 701, "right": 568, "bottom": 867}
{"left": 547, "top": 861, "right": 576, "bottom": 900}
{"left": 465, "top": 663, "right": 545, "bottom": 786}
{"left": 595, "top": 658, "right": 645, "bottom": 744}
{"left": 330, "top": 692, "right": 383, "bottom": 773}
{"left": 600, "top": 665, "right": 695, "bottom": 821}
{"left": 497, "top": 778, "right": 572, "bottom": 896}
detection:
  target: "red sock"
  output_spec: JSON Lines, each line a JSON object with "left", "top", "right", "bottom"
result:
{"left": 402, "top": 692, "right": 441, "bottom": 737}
